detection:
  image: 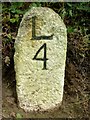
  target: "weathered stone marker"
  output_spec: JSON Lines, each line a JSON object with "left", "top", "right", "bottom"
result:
{"left": 14, "top": 7, "right": 67, "bottom": 112}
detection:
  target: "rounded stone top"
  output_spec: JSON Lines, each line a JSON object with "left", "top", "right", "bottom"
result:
{"left": 17, "top": 7, "right": 67, "bottom": 42}
{"left": 14, "top": 7, "right": 67, "bottom": 112}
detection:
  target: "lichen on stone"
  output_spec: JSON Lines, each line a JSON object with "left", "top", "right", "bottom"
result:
{"left": 14, "top": 7, "right": 67, "bottom": 112}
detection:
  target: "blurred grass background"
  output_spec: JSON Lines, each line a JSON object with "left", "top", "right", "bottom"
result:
{"left": 2, "top": 2, "right": 90, "bottom": 119}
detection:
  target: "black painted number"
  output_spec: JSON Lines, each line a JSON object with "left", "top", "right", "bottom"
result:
{"left": 31, "top": 16, "right": 54, "bottom": 70}
{"left": 31, "top": 16, "right": 53, "bottom": 40}
{"left": 33, "top": 43, "right": 48, "bottom": 70}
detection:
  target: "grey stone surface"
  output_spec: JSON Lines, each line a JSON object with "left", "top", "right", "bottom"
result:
{"left": 14, "top": 7, "right": 67, "bottom": 112}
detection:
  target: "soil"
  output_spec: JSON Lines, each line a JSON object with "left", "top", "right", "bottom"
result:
{"left": 2, "top": 31, "right": 90, "bottom": 119}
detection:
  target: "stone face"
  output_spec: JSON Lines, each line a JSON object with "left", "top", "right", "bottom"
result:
{"left": 14, "top": 7, "right": 67, "bottom": 112}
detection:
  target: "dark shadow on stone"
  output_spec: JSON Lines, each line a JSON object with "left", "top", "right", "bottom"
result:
{"left": 2, "top": 47, "right": 18, "bottom": 105}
